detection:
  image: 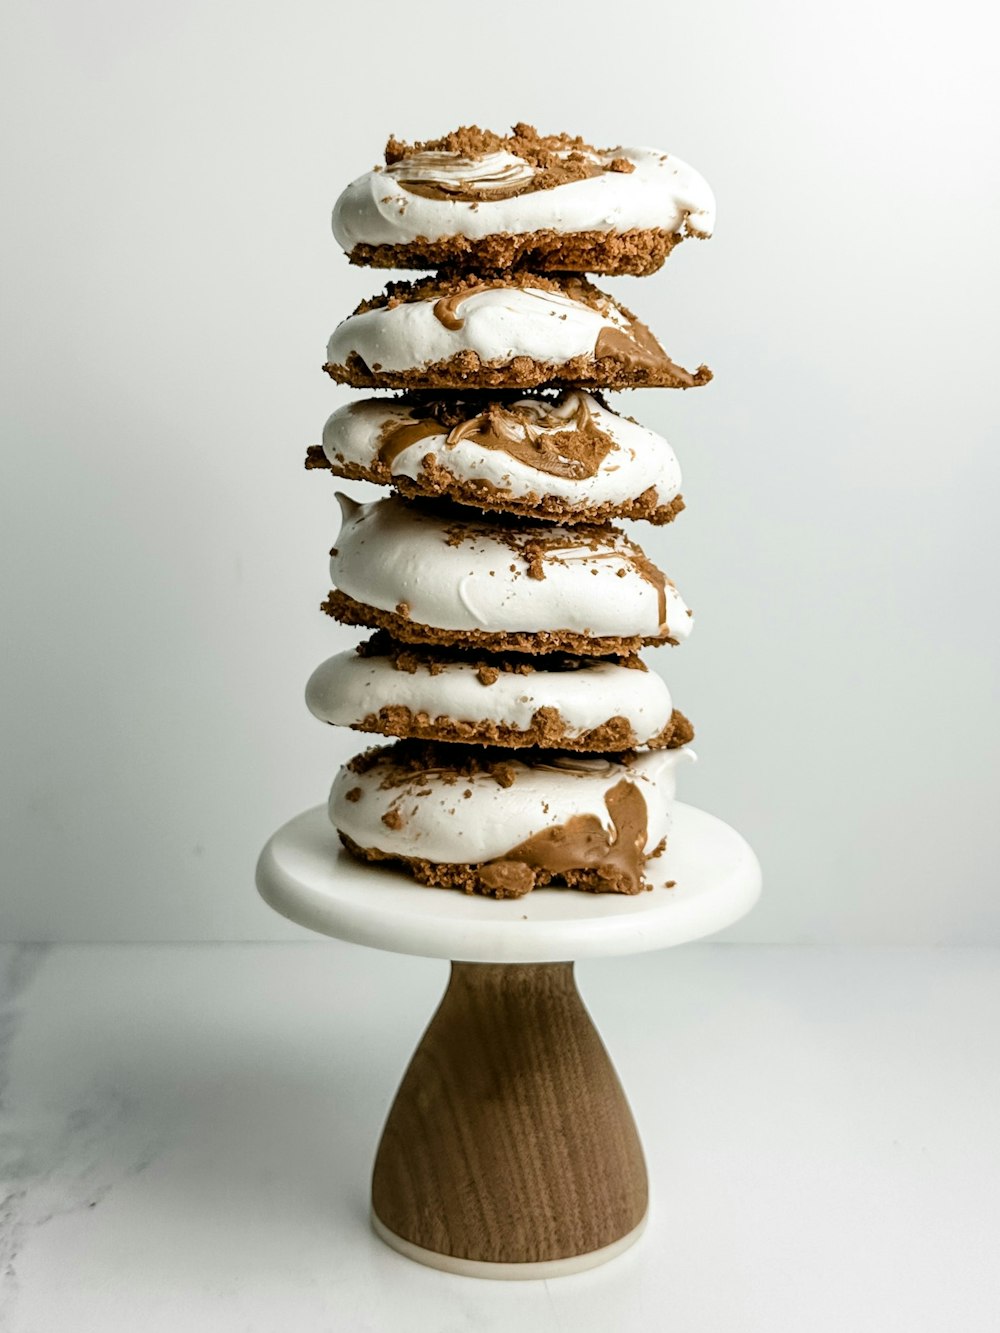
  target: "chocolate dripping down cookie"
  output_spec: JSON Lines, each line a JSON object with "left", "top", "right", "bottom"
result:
{"left": 330, "top": 739, "right": 694, "bottom": 899}
{"left": 332, "top": 124, "right": 714, "bottom": 276}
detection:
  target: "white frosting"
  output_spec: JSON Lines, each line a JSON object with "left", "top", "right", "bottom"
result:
{"left": 326, "top": 283, "right": 641, "bottom": 376}
{"left": 321, "top": 392, "right": 682, "bottom": 512}
{"left": 329, "top": 495, "right": 693, "bottom": 644}
{"left": 330, "top": 747, "right": 693, "bottom": 866}
{"left": 332, "top": 146, "right": 715, "bottom": 251}
{"left": 306, "top": 649, "right": 675, "bottom": 745}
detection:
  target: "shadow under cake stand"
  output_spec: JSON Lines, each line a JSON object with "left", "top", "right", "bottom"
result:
{"left": 256, "top": 801, "right": 760, "bottom": 1280}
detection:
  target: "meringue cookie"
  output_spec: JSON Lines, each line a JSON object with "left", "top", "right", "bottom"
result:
{"left": 317, "top": 391, "right": 683, "bottom": 524}
{"left": 332, "top": 127, "right": 714, "bottom": 275}
{"left": 324, "top": 275, "right": 711, "bottom": 391}
{"left": 331, "top": 743, "right": 694, "bottom": 895}
{"left": 306, "top": 642, "right": 685, "bottom": 750}
{"left": 324, "top": 494, "right": 693, "bottom": 652}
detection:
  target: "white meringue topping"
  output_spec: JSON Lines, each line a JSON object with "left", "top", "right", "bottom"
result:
{"left": 332, "top": 146, "right": 715, "bottom": 252}
{"left": 328, "top": 495, "right": 693, "bottom": 644}
{"left": 330, "top": 746, "right": 693, "bottom": 866}
{"left": 306, "top": 648, "right": 676, "bottom": 746}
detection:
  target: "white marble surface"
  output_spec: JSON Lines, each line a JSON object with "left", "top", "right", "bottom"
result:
{"left": 1, "top": 944, "right": 998, "bottom": 1331}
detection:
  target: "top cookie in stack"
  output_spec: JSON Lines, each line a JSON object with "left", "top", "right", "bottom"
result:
{"left": 331, "top": 123, "right": 714, "bottom": 275}
{"left": 308, "top": 125, "right": 713, "bottom": 900}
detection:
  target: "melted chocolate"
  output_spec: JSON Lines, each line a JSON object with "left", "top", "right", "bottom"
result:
{"left": 385, "top": 146, "right": 603, "bottom": 204}
{"left": 623, "top": 550, "right": 669, "bottom": 630}
{"left": 482, "top": 779, "right": 649, "bottom": 894}
{"left": 447, "top": 395, "right": 615, "bottom": 479}
{"left": 377, "top": 417, "right": 442, "bottom": 467}
{"left": 377, "top": 393, "right": 616, "bottom": 482}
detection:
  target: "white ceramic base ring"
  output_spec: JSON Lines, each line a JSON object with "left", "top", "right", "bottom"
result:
{"left": 370, "top": 1209, "right": 648, "bottom": 1280}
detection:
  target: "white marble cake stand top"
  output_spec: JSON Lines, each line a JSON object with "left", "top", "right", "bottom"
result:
{"left": 256, "top": 802, "right": 761, "bottom": 963}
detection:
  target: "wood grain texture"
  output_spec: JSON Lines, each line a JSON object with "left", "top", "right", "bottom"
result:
{"left": 371, "top": 962, "right": 648, "bottom": 1264}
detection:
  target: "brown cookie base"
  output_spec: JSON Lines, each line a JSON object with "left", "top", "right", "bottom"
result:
{"left": 306, "top": 446, "right": 685, "bottom": 526}
{"left": 346, "top": 227, "right": 684, "bottom": 278}
{"left": 324, "top": 350, "right": 712, "bottom": 393}
{"left": 321, "top": 589, "right": 680, "bottom": 655}
{"left": 356, "top": 628, "right": 649, "bottom": 673}
{"left": 341, "top": 700, "right": 693, "bottom": 752}
{"left": 339, "top": 832, "right": 668, "bottom": 899}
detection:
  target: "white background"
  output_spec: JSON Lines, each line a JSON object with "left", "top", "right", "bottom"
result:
{"left": 2, "top": 0, "right": 997, "bottom": 943}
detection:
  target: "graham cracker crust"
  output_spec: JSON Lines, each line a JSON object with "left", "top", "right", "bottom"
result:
{"left": 339, "top": 831, "right": 667, "bottom": 899}
{"left": 321, "top": 588, "right": 681, "bottom": 655}
{"left": 306, "top": 446, "right": 685, "bottom": 526}
{"left": 346, "top": 227, "right": 683, "bottom": 277}
{"left": 324, "top": 350, "right": 711, "bottom": 393}
{"left": 337, "top": 700, "right": 693, "bottom": 751}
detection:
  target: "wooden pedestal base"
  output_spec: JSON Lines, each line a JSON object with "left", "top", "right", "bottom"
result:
{"left": 371, "top": 962, "right": 648, "bottom": 1274}
{"left": 258, "top": 804, "right": 762, "bottom": 1277}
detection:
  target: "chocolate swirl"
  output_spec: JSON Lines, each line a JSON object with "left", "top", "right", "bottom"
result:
{"left": 385, "top": 148, "right": 604, "bottom": 203}
{"left": 377, "top": 393, "right": 617, "bottom": 482}
{"left": 385, "top": 151, "right": 540, "bottom": 202}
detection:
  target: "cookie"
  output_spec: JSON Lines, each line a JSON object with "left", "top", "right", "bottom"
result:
{"left": 332, "top": 124, "right": 714, "bottom": 276}
{"left": 331, "top": 740, "right": 694, "bottom": 898}
{"left": 308, "top": 390, "right": 684, "bottom": 525}
{"left": 322, "top": 493, "right": 694, "bottom": 655}
{"left": 306, "top": 633, "right": 694, "bottom": 751}
{"left": 323, "top": 273, "right": 712, "bottom": 391}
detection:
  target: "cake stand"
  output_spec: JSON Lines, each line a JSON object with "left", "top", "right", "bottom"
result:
{"left": 255, "top": 801, "right": 760, "bottom": 1279}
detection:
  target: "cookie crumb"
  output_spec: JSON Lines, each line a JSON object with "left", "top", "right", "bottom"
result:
{"left": 477, "top": 860, "right": 535, "bottom": 898}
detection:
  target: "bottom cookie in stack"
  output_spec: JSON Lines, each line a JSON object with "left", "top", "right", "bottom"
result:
{"left": 309, "top": 631, "right": 694, "bottom": 899}
{"left": 330, "top": 740, "right": 693, "bottom": 900}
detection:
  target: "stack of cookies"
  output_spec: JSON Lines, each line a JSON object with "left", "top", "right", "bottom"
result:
{"left": 307, "top": 125, "right": 714, "bottom": 900}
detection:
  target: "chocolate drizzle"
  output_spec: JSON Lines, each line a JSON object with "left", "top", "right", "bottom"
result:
{"left": 385, "top": 152, "right": 541, "bottom": 202}
{"left": 417, "top": 272, "right": 692, "bottom": 386}
{"left": 625, "top": 550, "right": 669, "bottom": 630}
{"left": 445, "top": 394, "right": 615, "bottom": 480}
{"left": 382, "top": 125, "right": 613, "bottom": 203}
{"left": 376, "top": 393, "right": 616, "bottom": 481}
{"left": 431, "top": 284, "right": 495, "bottom": 330}
{"left": 478, "top": 779, "right": 649, "bottom": 897}
{"left": 468, "top": 517, "right": 672, "bottom": 632}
